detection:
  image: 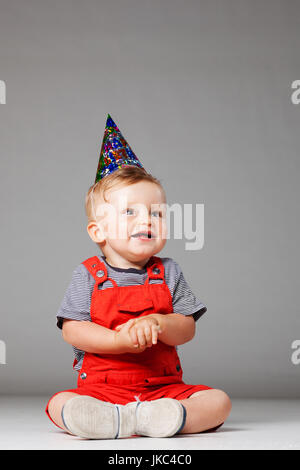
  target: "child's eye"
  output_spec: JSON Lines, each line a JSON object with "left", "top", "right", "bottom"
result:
{"left": 124, "top": 208, "right": 135, "bottom": 215}
{"left": 151, "top": 211, "right": 162, "bottom": 218}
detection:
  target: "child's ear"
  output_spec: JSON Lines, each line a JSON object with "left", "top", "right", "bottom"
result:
{"left": 87, "top": 221, "right": 106, "bottom": 243}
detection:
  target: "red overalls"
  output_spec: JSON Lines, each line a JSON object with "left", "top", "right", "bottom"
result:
{"left": 46, "top": 255, "right": 213, "bottom": 429}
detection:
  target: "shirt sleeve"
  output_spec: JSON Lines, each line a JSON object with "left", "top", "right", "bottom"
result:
{"left": 171, "top": 260, "right": 207, "bottom": 321}
{"left": 56, "top": 264, "right": 93, "bottom": 329}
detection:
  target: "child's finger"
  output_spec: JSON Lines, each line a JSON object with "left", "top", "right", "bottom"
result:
{"left": 116, "top": 318, "right": 135, "bottom": 333}
{"left": 129, "top": 325, "right": 139, "bottom": 347}
{"left": 144, "top": 325, "right": 152, "bottom": 347}
{"left": 151, "top": 324, "right": 160, "bottom": 345}
{"left": 136, "top": 327, "right": 146, "bottom": 347}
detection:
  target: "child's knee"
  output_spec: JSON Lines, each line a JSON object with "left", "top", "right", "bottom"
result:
{"left": 212, "top": 389, "right": 232, "bottom": 420}
{"left": 47, "top": 391, "right": 77, "bottom": 426}
{"left": 191, "top": 388, "right": 232, "bottom": 422}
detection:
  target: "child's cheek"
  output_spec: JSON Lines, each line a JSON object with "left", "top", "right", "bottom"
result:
{"left": 118, "top": 218, "right": 132, "bottom": 240}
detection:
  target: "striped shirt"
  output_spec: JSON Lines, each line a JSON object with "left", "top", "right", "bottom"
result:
{"left": 57, "top": 255, "right": 207, "bottom": 370}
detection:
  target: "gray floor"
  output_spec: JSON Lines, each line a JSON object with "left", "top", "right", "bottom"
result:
{"left": 0, "top": 396, "right": 299, "bottom": 450}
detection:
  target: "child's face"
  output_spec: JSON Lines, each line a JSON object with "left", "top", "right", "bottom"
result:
{"left": 90, "top": 180, "right": 167, "bottom": 263}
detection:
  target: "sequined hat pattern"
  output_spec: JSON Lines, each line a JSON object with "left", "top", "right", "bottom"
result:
{"left": 95, "top": 114, "right": 144, "bottom": 183}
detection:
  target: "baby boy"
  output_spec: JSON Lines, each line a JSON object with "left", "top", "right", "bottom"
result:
{"left": 45, "top": 115, "right": 231, "bottom": 439}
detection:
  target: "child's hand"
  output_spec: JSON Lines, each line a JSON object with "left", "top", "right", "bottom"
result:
{"left": 113, "top": 318, "right": 148, "bottom": 354}
{"left": 115, "top": 315, "right": 162, "bottom": 349}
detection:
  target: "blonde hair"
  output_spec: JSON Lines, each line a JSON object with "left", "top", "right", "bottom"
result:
{"left": 85, "top": 165, "right": 164, "bottom": 223}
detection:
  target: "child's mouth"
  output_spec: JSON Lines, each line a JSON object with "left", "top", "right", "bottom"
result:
{"left": 131, "top": 231, "right": 155, "bottom": 240}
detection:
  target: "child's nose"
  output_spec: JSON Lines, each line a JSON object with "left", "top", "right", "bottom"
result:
{"left": 136, "top": 208, "right": 152, "bottom": 225}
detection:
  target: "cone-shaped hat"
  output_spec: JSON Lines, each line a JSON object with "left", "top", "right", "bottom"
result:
{"left": 95, "top": 114, "right": 144, "bottom": 183}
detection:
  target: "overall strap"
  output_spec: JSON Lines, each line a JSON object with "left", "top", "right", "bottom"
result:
{"left": 145, "top": 256, "right": 165, "bottom": 285}
{"left": 83, "top": 255, "right": 165, "bottom": 286}
{"left": 82, "top": 256, "right": 109, "bottom": 286}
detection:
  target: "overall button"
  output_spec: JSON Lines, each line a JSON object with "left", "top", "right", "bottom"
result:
{"left": 92, "top": 264, "right": 97, "bottom": 268}
{"left": 80, "top": 372, "right": 87, "bottom": 380}
{"left": 152, "top": 267, "right": 160, "bottom": 274}
{"left": 176, "top": 365, "right": 181, "bottom": 372}
{"left": 96, "top": 270, "right": 104, "bottom": 278}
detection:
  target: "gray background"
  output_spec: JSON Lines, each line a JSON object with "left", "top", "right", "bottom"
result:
{"left": 0, "top": 0, "right": 299, "bottom": 398}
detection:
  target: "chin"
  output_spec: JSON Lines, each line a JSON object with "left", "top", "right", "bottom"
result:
{"left": 129, "top": 247, "right": 157, "bottom": 258}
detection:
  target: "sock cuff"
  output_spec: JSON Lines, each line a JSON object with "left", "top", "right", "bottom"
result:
{"left": 176, "top": 404, "right": 187, "bottom": 434}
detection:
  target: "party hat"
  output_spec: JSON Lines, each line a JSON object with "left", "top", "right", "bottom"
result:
{"left": 95, "top": 114, "right": 144, "bottom": 183}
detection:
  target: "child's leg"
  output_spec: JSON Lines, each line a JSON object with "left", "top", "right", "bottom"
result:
{"left": 48, "top": 393, "right": 185, "bottom": 439}
{"left": 46, "top": 388, "right": 231, "bottom": 438}
{"left": 178, "top": 389, "right": 231, "bottom": 434}
{"left": 47, "top": 392, "right": 80, "bottom": 431}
